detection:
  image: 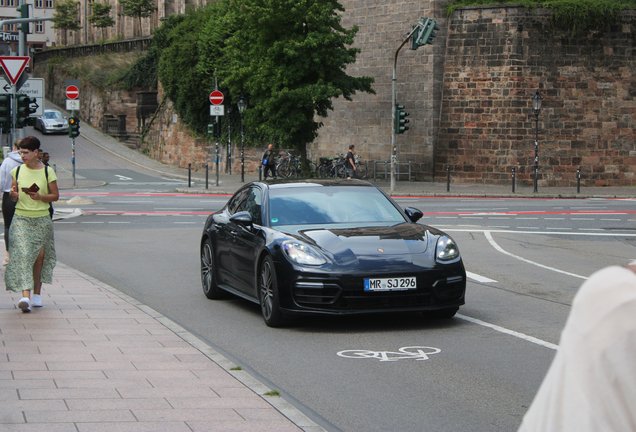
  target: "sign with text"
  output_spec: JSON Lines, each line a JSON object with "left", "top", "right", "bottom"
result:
{"left": 210, "top": 105, "right": 224, "bottom": 116}
{"left": 1, "top": 77, "right": 44, "bottom": 116}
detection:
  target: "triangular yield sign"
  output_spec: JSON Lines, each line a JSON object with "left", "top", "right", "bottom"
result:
{"left": 0, "top": 57, "right": 30, "bottom": 85}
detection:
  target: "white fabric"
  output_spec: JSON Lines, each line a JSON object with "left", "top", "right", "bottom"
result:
{"left": 518, "top": 266, "right": 636, "bottom": 432}
{"left": 0, "top": 151, "right": 23, "bottom": 192}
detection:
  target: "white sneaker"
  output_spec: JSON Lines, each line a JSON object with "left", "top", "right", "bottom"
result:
{"left": 18, "top": 297, "right": 31, "bottom": 313}
{"left": 31, "top": 294, "right": 42, "bottom": 308}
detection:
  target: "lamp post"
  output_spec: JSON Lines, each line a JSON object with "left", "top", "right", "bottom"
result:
{"left": 237, "top": 96, "right": 247, "bottom": 182}
{"left": 532, "top": 90, "right": 543, "bottom": 193}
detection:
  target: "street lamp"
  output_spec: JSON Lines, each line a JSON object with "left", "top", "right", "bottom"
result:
{"left": 237, "top": 96, "right": 247, "bottom": 182}
{"left": 532, "top": 90, "right": 543, "bottom": 193}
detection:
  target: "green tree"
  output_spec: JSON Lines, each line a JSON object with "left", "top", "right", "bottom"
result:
{"left": 52, "top": 0, "right": 82, "bottom": 46}
{"left": 200, "top": 0, "right": 375, "bottom": 161}
{"left": 120, "top": 0, "right": 157, "bottom": 37}
{"left": 88, "top": 2, "right": 115, "bottom": 41}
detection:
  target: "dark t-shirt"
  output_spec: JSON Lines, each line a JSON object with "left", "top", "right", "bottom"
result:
{"left": 346, "top": 150, "right": 355, "bottom": 168}
{"left": 263, "top": 149, "right": 276, "bottom": 166}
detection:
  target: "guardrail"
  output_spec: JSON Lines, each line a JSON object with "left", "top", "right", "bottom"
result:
{"left": 33, "top": 37, "right": 152, "bottom": 63}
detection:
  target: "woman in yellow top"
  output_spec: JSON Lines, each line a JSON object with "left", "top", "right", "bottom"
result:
{"left": 4, "top": 136, "right": 58, "bottom": 312}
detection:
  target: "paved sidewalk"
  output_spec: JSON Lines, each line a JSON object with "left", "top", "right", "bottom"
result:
{"left": 0, "top": 264, "right": 322, "bottom": 432}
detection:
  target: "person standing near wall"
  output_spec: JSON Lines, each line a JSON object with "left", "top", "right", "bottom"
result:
{"left": 0, "top": 140, "right": 23, "bottom": 265}
{"left": 4, "top": 137, "right": 59, "bottom": 313}
{"left": 346, "top": 144, "right": 356, "bottom": 179}
{"left": 262, "top": 144, "right": 277, "bottom": 180}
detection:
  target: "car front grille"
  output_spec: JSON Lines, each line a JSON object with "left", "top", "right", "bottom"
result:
{"left": 291, "top": 272, "right": 465, "bottom": 311}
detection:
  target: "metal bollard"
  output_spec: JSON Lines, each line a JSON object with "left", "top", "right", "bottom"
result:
{"left": 577, "top": 166, "right": 581, "bottom": 193}
{"left": 188, "top": 163, "right": 191, "bottom": 187}
{"left": 446, "top": 165, "right": 450, "bottom": 192}
{"left": 259, "top": 165, "right": 262, "bottom": 181}
{"left": 205, "top": 164, "right": 209, "bottom": 189}
{"left": 512, "top": 167, "right": 516, "bottom": 193}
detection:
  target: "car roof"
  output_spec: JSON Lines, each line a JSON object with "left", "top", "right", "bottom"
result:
{"left": 262, "top": 179, "right": 376, "bottom": 190}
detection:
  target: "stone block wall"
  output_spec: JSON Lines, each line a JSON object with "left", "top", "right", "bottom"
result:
{"left": 437, "top": 5, "right": 636, "bottom": 187}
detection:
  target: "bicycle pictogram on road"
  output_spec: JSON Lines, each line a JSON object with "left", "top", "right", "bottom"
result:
{"left": 337, "top": 346, "right": 441, "bottom": 362}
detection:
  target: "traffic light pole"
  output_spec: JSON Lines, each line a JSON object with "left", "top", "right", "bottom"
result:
{"left": 391, "top": 24, "right": 420, "bottom": 193}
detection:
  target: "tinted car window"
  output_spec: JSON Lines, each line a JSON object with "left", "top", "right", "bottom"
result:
{"left": 268, "top": 186, "right": 405, "bottom": 226}
{"left": 244, "top": 187, "right": 262, "bottom": 224}
{"left": 227, "top": 188, "right": 249, "bottom": 215}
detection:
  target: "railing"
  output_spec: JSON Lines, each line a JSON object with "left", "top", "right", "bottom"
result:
{"left": 373, "top": 161, "right": 412, "bottom": 181}
{"left": 33, "top": 37, "right": 152, "bottom": 63}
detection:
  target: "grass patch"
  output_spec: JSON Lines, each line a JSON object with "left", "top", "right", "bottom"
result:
{"left": 264, "top": 390, "right": 280, "bottom": 397}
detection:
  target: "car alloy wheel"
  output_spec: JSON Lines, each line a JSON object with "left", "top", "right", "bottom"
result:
{"left": 259, "top": 255, "right": 285, "bottom": 327}
{"left": 201, "top": 238, "right": 224, "bottom": 299}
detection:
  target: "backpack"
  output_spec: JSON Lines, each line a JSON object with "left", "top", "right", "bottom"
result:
{"left": 16, "top": 165, "right": 54, "bottom": 219}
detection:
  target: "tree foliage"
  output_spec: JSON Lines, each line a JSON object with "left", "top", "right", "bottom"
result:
{"left": 88, "top": 2, "right": 115, "bottom": 29}
{"left": 152, "top": 0, "right": 374, "bottom": 152}
{"left": 120, "top": 0, "right": 157, "bottom": 36}
{"left": 52, "top": 0, "right": 81, "bottom": 44}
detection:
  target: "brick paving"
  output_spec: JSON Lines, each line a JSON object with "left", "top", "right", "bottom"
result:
{"left": 0, "top": 264, "right": 323, "bottom": 432}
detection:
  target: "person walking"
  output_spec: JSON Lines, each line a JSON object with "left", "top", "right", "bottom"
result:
{"left": 4, "top": 136, "right": 58, "bottom": 312}
{"left": 346, "top": 144, "right": 356, "bottom": 179}
{"left": 0, "top": 140, "right": 23, "bottom": 265}
{"left": 262, "top": 144, "right": 277, "bottom": 180}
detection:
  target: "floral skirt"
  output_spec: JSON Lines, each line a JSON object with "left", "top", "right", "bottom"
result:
{"left": 4, "top": 215, "right": 56, "bottom": 293}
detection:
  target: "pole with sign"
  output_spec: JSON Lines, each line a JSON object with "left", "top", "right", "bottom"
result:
{"left": 209, "top": 89, "right": 224, "bottom": 186}
{"left": 66, "top": 85, "right": 80, "bottom": 185}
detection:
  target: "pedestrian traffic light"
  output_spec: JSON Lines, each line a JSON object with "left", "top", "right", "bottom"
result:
{"left": 16, "top": 4, "right": 30, "bottom": 33}
{"left": 15, "top": 94, "right": 36, "bottom": 128}
{"left": 69, "top": 116, "right": 80, "bottom": 138}
{"left": 0, "top": 94, "right": 11, "bottom": 132}
{"left": 411, "top": 18, "right": 440, "bottom": 50}
{"left": 208, "top": 121, "right": 218, "bottom": 137}
{"left": 395, "top": 104, "right": 409, "bottom": 134}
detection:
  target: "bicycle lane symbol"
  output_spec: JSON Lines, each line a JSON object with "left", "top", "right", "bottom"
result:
{"left": 337, "top": 346, "right": 441, "bottom": 362}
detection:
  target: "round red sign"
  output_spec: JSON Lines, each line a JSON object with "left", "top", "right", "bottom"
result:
{"left": 209, "top": 90, "right": 224, "bottom": 105}
{"left": 66, "top": 85, "right": 79, "bottom": 100}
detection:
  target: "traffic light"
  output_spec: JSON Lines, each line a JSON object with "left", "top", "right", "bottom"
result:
{"left": 16, "top": 4, "right": 30, "bottom": 34}
{"left": 69, "top": 116, "right": 80, "bottom": 138}
{"left": 0, "top": 95, "right": 11, "bottom": 132}
{"left": 411, "top": 18, "right": 440, "bottom": 50}
{"left": 395, "top": 104, "right": 409, "bottom": 134}
{"left": 207, "top": 121, "right": 218, "bottom": 137}
{"left": 16, "top": 94, "right": 36, "bottom": 128}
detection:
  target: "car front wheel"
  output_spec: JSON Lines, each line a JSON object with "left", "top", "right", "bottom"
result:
{"left": 259, "top": 255, "right": 285, "bottom": 327}
{"left": 201, "top": 238, "right": 224, "bottom": 299}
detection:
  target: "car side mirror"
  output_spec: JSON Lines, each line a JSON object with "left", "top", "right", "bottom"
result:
{"left": 404, "top": 207, "right": 423, "bottom": 223}
{"left": 230, "top": 211, "right": 253, "bottom": 226}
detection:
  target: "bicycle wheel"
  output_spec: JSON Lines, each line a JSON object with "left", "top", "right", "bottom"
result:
{"left": 336, "top": 164, "right": 348, "bottom": 179}
{"left": 356, "top": 162, "right": 367, "bottom": 179}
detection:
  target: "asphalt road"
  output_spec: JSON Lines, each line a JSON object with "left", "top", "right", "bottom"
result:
{"left": 23, "top": 128, "right": 636, "bottom": 431}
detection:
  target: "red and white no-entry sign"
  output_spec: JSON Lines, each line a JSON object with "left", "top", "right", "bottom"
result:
{"left": 66, "top": 85, "right": 79, "bottom": 100}
{"left": 209, "top": 90, "right": 224, "bottom": 105}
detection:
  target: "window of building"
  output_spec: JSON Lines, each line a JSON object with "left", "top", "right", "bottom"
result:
{"left": 35, "top": 0, "right": 43, "bottom": 7}
{"left": 35, "top": 21, "right": 44, "bottom": 33}
{"left": 45, "top": 0, "right": 53, "bottom": 8}
{"left": 6, "top": 0, "right": 15, "bottom": 6}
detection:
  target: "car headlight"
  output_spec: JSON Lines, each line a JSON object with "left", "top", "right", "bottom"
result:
{"left": 436, "top": 236, "right": 460, "bottom": 263}
{"left": 282, "top": 240, "right": 327, "bottom": 265}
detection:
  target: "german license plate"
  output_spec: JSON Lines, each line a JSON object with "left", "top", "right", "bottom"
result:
{"left": 364, "top": 277, "right": 417, "bottom": 291}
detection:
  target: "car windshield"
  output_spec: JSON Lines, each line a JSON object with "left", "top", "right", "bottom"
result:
{"left": 44, "top": 112, "right": 63, "bottom": 119}
{"left": 268, "top": 186, "right": 406, "bottom": 226}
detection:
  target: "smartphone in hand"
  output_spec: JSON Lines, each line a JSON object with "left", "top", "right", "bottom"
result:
{"left": 21, "top": 183, "right": 40, "bottom": 193}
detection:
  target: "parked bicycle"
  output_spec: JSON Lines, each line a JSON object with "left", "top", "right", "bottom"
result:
{"left": 276, "top": 151, "right": 317, "bottom": 178}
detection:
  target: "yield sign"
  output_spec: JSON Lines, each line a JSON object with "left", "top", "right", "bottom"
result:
{"left": 209, "top": 90, "right": 224, "bottom": 105}
{"left": 0, "top": 57, "right": 30, "bottom": 85}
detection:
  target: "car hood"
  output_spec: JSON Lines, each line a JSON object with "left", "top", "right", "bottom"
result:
{"left": 43, "top": 119, "right": 67, "bottom": 124}
{"left": 291, "top": 223, "right": 439, "bottom": 266}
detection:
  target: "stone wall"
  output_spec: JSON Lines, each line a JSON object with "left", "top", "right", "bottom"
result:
{"left": 437, "top": 6, "right": 636, "bottom": 187}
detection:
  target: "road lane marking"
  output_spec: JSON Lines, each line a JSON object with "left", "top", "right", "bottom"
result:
{"left": 457, "top": 314, "right": 558, "bottom": 350}
{"left": 466, "top": 272, "right": 497, "bottom": 283}
{"left": 484, "top": 231, "right": 587, "bottom": 280}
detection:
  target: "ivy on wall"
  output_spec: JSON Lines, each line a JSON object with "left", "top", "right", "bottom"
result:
{"left": 445, "top": 0, "right": 636, "bottom": 35}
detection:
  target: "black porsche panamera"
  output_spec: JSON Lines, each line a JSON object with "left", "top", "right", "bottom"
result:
{"left": 200, "top": 179, "right": 466, "bottom": 327}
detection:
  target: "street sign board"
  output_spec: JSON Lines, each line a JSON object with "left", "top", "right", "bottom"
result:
{"left": 66, "top": 100, "right": 80, "bottom": 111}
{"left": 66, "top": 85, "right": 79, "bottom": 100}
{"left": 1, "top": 77, "right": 44, "bottom": 116}
{"left": 0, "top": 56, "right": 29, "bottom": 85}
{"left": 210, "top": 105, "right": 225, "bottom": 116}
{"left": 209, "top": 90, "right": 224, "bottom": 105}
